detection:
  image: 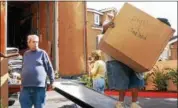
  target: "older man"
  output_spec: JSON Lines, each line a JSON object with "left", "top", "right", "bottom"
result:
{"left": 19, "top": 34, "right": 55, "bottom": 108}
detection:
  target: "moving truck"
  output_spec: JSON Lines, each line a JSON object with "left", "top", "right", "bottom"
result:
{"left": 0, "top": 1, "right": 87, "bottom": 107}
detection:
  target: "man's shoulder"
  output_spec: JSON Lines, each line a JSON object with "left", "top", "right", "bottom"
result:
{"left": 24, "top": 49, "right": 47, "bottom": 55}
{"left": 39, "top": 49, "right": 47, "bottom": 55}
{"left": 38, "top": 49, "right": 49, "bottom": 59}
{"left": 24, "top": 50, "right": 31, "bottom": 56}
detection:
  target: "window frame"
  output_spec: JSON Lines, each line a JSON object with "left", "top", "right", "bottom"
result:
{"left": 94, "top": 13, "right": 100, "bottom": 25}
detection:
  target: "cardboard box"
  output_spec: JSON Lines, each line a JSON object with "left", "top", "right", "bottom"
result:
{"left": 99, "top": 3, "right": 175, "bottom": 72}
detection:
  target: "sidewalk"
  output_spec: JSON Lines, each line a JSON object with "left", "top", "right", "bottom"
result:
{"left": 9, "top": 91, "right": 76, "bottom": 108}
{"left": 9, "top": 90, "right": 177, "bottom": 108}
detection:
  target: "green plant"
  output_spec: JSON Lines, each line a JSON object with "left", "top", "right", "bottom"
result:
{"left": 55, "top": 71, "right": 60, "bottom": 79}
{"left": 168, "top": 68, "right": 178, "bottom": 86}
{"left": 152, "top": 66, "right": 169, "bottom": 91}
{"left": 80, "top": 75, "right": 93, "bottom": 88}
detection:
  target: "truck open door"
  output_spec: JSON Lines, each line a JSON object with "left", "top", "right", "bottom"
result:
{"left": 0, "top": 1, "right": 8, "bottom": 107}
{"left": 58, "top": 2, "right": 88, "bottom": 76}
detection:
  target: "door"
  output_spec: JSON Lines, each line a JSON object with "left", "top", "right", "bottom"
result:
{"left": 0, "top": 1, "right": 8, "bottom": 107}
{"left": 58, "top": 2, "right": 88, "bottom": 76}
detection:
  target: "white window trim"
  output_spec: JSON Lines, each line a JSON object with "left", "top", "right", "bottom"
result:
{"left": 94, "top": 13, "right": 100, "bottom": 25}
{"left": 91, "top": 27, "right": 103, "bottom": 31}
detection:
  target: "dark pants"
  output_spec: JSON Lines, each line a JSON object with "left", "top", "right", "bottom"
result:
{"left": 106, "top": 60, "right": 144, "bottom": 90}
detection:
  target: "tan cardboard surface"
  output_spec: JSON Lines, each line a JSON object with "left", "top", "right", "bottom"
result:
{"left": 99, "top": 3, "right": 175, "bottom": 72}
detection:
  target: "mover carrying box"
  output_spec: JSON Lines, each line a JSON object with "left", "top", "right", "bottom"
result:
{"left": 99, "top": 3, "right": 175, "bottom": 72}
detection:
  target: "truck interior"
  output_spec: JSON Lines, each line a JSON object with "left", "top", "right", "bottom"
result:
{"left": 7, "top": 1, "right": 35, "bottom": 51}
{"left": 7, "top": 2, "right": 36, "bottom": 106}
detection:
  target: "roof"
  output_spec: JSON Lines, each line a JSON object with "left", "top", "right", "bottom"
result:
{"left": 87, "top": 8, "right": 103, "bottom": 15}
{"left": 99, "top": 7, "right": 117, "bottom": 13}
{"left": 87, "top": 7, "right": 118, "bottom": 15}
{"left": 168, "top": 35, "right": 177, "bottom": 45}
{"left": 169, "top": 35, "right": 177, "bottom": 41}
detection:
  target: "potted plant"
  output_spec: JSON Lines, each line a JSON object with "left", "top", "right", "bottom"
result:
{"left": 152, "top": 66, "right": 169, "bottom": 91}
{"left": 167, "top": 68, "right": 178, "bottom": 91}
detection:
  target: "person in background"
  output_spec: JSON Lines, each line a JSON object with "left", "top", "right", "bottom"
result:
{"left": 89, "top": 50, "right": 107, "bottom": 94}
{"left": 19, "top": 34, "right": 55, "bottom": 108}
{"left": 99, "top": 11, "right": 172, "bottom": 108}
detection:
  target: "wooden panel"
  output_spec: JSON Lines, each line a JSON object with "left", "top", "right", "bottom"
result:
{"left": 49, "top": 2, "right": 54, "bottom": 42}
{"left": 31, "top": 2, "right": 38, "bottom": 14}
{"left": 31, "top": 3, "right": 38, "bottom": 30}
{"left": 0, "top": 2, "right": 6, "bottom": 54}
{"left": 32, "top": 15, "right": 37, "bottom": 29}
{"left": 39, "top": 28, "right": 48, "bottom": 51}
{"left": 38, "top": 2, "right": 52, "bottom": 57}
{"left": 58, "top": 2, "right": 87, "bottom": 76}
{"left": 0, "top": 2, "right": 8, "bottom": 107}
{"left": 0, "top": 58, "right": 8, "bottom": 107}
{"left": 39, "top": 2, "right": 47, "bottom": 29}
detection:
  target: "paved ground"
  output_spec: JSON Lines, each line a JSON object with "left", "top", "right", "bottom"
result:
{"left": 9, "top": 91, "right": 177, "bottom": 108}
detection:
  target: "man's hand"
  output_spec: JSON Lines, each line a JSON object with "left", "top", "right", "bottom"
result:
{"left": 102, "top": 21, "right": 115, "bottom": 34}
{"left": 102, "top": 12, "right": 117, "bottom": 34}
{"left": 111, "top": 11, "right": 117, "bottom": 21}
{"left": 109, "top": 22, "right": 115, "bottom": 28}
{"left": 47, "top": 83, "right": 55, "bottom": 90}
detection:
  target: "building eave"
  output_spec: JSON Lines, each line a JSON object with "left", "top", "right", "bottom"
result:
{"left": 87, "top": 8, "right": 104, "bottom": 15}
{"left": 99, "top": 7, "right": 117, "bottom": 13}
{"left": 168, "top": 36, "right": 178, "bottom": 45}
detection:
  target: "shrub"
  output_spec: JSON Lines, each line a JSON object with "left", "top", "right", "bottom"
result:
{"left": 80, "top": 75, "right": 93, "bottom": 88}
{"left": 152, "top": 66, "right": 169, "bottom": 91}
{"left": 168, "top": 68, "right": 178, "bottom": 86}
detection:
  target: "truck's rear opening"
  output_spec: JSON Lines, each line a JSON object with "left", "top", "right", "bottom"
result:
{"left": 7, "top": 2, "right": 35, "bottom": 51}
{"left": 7, "top": 2, "right": 35, "bottom": 106}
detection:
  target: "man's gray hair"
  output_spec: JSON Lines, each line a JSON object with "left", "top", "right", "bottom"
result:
{"left": 27, "top": 34, "right": 39, "bottom": 43}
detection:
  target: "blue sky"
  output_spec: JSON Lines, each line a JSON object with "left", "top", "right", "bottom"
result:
{"left": 87, "top": 2, "right": 177, "bottom": 36}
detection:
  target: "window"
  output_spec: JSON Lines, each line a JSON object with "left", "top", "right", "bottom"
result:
{"left": 94, "top": 13, "right": 100, "bottom": 25}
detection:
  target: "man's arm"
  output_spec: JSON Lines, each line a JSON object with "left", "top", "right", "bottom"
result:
{"left": 43, "top": 51, "right": 55, "bottom": 84}
{"left": 102, "top": 13, "right": 116, "bottom": 34}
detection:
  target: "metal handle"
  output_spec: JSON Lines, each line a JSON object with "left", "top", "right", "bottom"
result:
{"left": 0, "top": 52, "right": 19, "bottom": 58}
